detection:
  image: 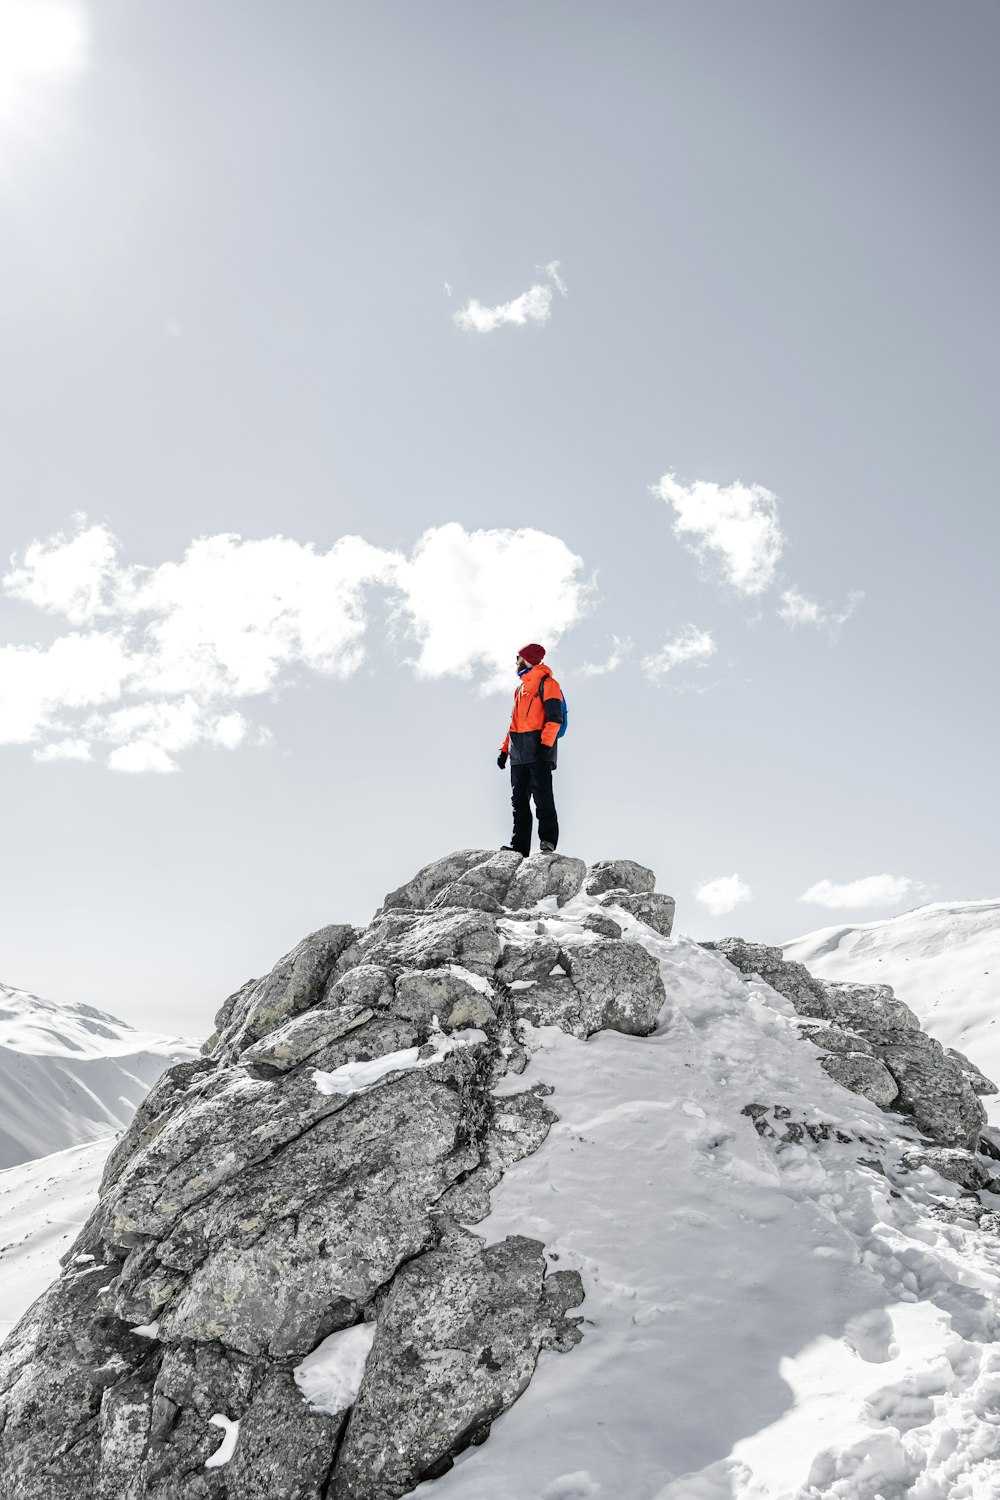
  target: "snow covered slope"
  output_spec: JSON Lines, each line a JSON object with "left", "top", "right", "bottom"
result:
{"left": 783, "top": 900, "right": 1000, "bottom": 1123}
{"left": 0, "top": 982, "right": 198, "bottom": 1168}
{"left": 0, "top": 1138, "right": 105, "bottom": 1342}
{"left": 414, "top": 900, "right": 1000, "bottom": 1500}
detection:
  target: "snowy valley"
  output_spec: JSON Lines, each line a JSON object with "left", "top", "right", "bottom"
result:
{"left": 2, "top": 857, "right": 1000, "bottom": 1500}
{"left": 0, "top": 982, "right": 198, "bottom": 1169}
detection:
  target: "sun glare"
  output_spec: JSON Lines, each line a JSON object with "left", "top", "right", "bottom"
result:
{"left": 0, "top": 0, "right": 87, "bottom": 127}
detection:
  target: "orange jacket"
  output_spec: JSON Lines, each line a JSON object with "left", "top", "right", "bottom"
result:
{"left": 500, "top": 663, "right": 564, "bottom": 764}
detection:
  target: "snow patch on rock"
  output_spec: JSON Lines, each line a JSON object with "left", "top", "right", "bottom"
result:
{"left": 293, "top": 1321, "right": 378, "bottom": 1416}
{"left": 312, "top": 1026, "right": 486, "bottom": 1096}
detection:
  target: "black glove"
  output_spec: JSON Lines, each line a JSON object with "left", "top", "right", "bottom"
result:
{"left": 497, "top": 751, "right": 508, "bottom": 770}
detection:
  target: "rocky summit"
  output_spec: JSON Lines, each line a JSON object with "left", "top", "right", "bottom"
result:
{"left": 1, "top": 850, "right": 998, "bottom": 1499}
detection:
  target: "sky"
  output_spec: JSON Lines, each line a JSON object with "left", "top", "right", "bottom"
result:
{"left": 1, "top": 0, "right": 997, "bottom": 1036}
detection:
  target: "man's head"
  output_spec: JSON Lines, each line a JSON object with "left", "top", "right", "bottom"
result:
{"left": 516, "top": 642, "right": 546, "bottom": 671}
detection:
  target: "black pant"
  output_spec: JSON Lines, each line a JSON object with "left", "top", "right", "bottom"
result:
{"left": 510, "top": 761, "right": 559, "bottom": 854}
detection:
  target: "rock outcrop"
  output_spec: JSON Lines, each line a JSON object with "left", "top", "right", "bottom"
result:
{"left": 0, "top": 850, "right": 671, "bottom": 1500}
{"left": 707, "top": 937, "right": 990, "bottom": 1150}
{"left": 3, "top": 851, "right": 996, "bottom": 1499}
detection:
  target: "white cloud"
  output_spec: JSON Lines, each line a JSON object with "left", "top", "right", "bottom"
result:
{"left": 694, "top": 874, "right": 753, "bottom": 917}
{"left": 33, "top": 737, "right": 91, "bottom": 763}
{"left": 798, "top": 875, "right": 919, "bottom": 910}
{"left": 2, "top": 519, "right": 591, "bottom": 769}
{"left": 641, "top": 625, "right": 716, "bottom": 682}
{"left": 778, "top": 587, "right": 864, "bottom": 632}
{"left": 0, "top": 632, "right": 131, "bottom": 742}
{"left": 4, "top": 518, "right": 119, "bottom": 624}
{"left": 393, "top": 522, "right": 590, "bottom": 692}
{"left": 108, "top": 742, "right": 178, "bottom": 775}
{"left": 454, "top": 283, "right": 553, "bottom": 334}
{"left": 579, "top": 635, "right": 631, "bottom": 677}
{"left": 654, "top": 474, "right": 785, "bottom": 596}
{"left": 542, "top": 260, "right": 569, "bottom": 297}
{"left": 453, "top": 261, "right": 567, "bottom": 335}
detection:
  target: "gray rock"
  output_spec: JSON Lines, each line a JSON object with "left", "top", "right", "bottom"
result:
{"left": 393, "top": 967, "right": 496, "bottom": 1028}
{"left": 946, "top": 1046, "right": 1000, "bottom": 1096}
{"left": 100, "top": 1067, "right": 357, "bottom": 1247}
{"left": 979, "top": 1126, "right": 1000, "bottom": 1161}
{"left": 357, "top": 909, "right": 501, "bottom": 979}
{"left": 209, "top": 925, "right": 358, "bottom": 1062}
{"left": 799, "top": 1023, "right": 875, "bottom": 1057}
{"left": 101, "top": 1058, "right": 220, "bottom": 1194}
{"left": 496, "top": 937, "right": 561, "bottom": 985}
{"left": 97, "top": 1376, "right": 153, "bottom": 1500}
{"left": 708, "top": 939, "right": 987, "bottom": 1150}
{"left": 254, "top": 1014, "right": 423, "bottom": 1080}
{"left": 600, "top": 890, "right": 675, "bottom": 937}
{"left": 820, "top": 1053, "right": 899, "bottom": 1107}
{"left": 437, "top": 1088, "right": 557, "bottom": 1223}
{"left": 0, "top": 1263, "right": 127, "bottom": 1500}
{"left": 582, "top": 911, "right": 623, "bottom": 939}
{"left": 226, "top": 1369, "right": 345, "bottom": 1499}
{"left": 822, "top": 981, "right": 921, "bottom": 1034}
{"left": 322, "top": 964, "right": 395, "bottom": 1012}
{"left": 152, "top": 1053, "right": 491, "bottom": 1356}
{"left": 705, "top": 938, "right": 832, "bottom": 1019}
{"left": 584, "top": 859, "right": 655, "bottom": 897}
{"left": 873, "top": 1030, "right": 985, "bottom": 1150}
{"left": 561, "top": 939, "right": 666, "bottom": 1035}
{"left": 931, "top": 1196, "right": 986, "bottom": 1226}
{"left": 142, "top": 1341, "right": 255, "bottom": 1498}
{"left": 379, "top": 850, "right": 496, "bottom": 914}
{"left": 506, "top": 853, "right": 587, "bottom": 910}
{"left": 513, "top": 939, "right": 665, "bottom": 1039}
{"left": 429, "top": 850, "right": 524, "bottom": 912}
{"left": 239, "top": 1005, "right": 378, "bottom": 1075}
{"left": 330, "top": 1235, "right": 583, "bottom": 1500}
{"left": 900, "top": 1146, "right": 994, "bottom": 1191}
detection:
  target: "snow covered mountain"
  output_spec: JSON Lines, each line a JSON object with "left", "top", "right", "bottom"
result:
{"left": 5, "top": 854, "right": 1000, "bottom": 1500}
{"left": 0, "top": 982, "right": 199, "bottom": 1168}
{"left": 783, "top": 899, "right": 1000, "bottom": 1123}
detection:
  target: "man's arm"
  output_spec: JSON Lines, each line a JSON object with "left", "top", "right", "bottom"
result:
{"left": 539, "top": 675, "right": 564, "bottom": 749}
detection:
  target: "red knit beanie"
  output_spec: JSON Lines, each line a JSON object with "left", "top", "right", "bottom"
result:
{"left": 518, "top": 643, "right": 546, "bottom": 666}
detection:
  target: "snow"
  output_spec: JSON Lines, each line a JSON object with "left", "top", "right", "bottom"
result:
{"left": 0, "top": 980, "right": 199, "bottom": 1168}
{"left": 783, "top": 899, "right": 1000, "bottom": 1124}
{"left": 448, "top": 964, "right": 495, "bottom": 996}
{"left": 413, "top": 894, "right": 1000, "bottom": 1500}
{"left": 204, "top": 1414, "right": 239, "bottom": 1469}
{"left": 293, "top": 1321, "right": 377, "bottom": 1416}
{"left": 0, "top": 1136, "right": 106, "bottom": 1341}
{"left": 131, "top": 1321, "right": 159, "bottom": 1339}
{"left": 313, "top": 1026, "right": 486, "bottom": 1096}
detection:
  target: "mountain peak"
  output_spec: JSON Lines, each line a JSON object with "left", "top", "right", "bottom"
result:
{"left": 3, "top": 851, "right": 1000, "bottom": 1499}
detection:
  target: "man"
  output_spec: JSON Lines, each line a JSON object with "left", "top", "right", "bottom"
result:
{"left": 497, "top": 642, "right": 564, "bottom": 855}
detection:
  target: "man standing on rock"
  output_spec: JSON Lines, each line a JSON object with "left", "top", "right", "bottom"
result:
{"left": 497, "top": 643, "right": 565, "bottom": 856}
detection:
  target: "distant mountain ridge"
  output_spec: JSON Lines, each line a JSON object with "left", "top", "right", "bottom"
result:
{"left": 783, "top": 897, "right": 1000, "bottom": 1122}
{"left": 0, "top": 982, "right": 199, "bottom": 1169}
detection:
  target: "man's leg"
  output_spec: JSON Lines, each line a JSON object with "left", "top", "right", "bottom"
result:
{"left": 529, "top": 760, "right": 559, "bottom": 849}
{"left": 510, "top": 763, "right": 533, "bottom": 855}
